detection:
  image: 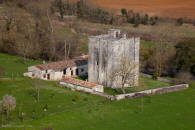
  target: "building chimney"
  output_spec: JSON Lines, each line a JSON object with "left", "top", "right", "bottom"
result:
{"left": 108, "top": 29, "right": 120, "bottom": 38}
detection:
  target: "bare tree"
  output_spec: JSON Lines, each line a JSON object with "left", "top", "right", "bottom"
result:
{"left": 14, "top": 15, "right": 34, "bottom": 64}
{"left": 149, "top": 28, "right": 176, "bottom": 77}
{"left": 64, "top": 40, "right": 71, "bottom": 60}
{"left": 110, "top": 56, "right": 137, "bottom": 94}
{"left": 174, "top": 71, "right": 194, "bottom": 84}
{"left": 33, "top": 79, "right": 42, "bottom": 102}
{"left": 2, "top": 94, "right": 16, "bottom": 120}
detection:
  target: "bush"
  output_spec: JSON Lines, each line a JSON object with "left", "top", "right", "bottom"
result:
{"left": 0, "top": 66, "right": 3, "bottom": 77}
{"left": 133, "top": 23, "right": 139, "bottom": 27}
{"left": 15, "top": 58, "right": 25, "bottom": 64}
{"left": 154, "top": 16, "right": 158, "bottom": 20}
{"left": 83, "top": 97, "right": 88, "bottom": 101}
{"left": 150, "top": 17, "right": 157, "bottom": 26}
{"left": 173, "top": 71, "right": 194, "bottom": 84}
{"left": 43, "top": 104, "right": 48, "bottom": 111}
{"left": 121, "top": 8, "right": 127, "bottom": 16}
{"left": 176, "top": 18, "right": 183, "bottom": 26}
{"left": 152, "top": 72, "right": 159, "bottom": 80}
{"left": 142, "top": 14, "right": 149, "bottom": 25}
{"left": 191, "top": 65, "right": 195, "bottom": 76}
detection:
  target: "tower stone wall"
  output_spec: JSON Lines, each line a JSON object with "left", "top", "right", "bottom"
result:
{"left": 88, "top": 29, "right": 140, "bottom": 88}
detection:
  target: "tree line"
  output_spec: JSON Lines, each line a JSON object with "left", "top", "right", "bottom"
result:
{"left": 140, "top": 38, "right": 195, "bottom": 80}
{"left": 121, "top": 8, "right": 159, "bottom": 27}
{"left": 0, "top": 0, "right": 81, "bottom": 62}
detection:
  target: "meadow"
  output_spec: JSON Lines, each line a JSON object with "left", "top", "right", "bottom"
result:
{"left": 0, "top": 53, "right": 195, "bottom": 130}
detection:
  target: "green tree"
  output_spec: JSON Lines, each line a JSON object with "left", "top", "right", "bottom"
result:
{"left": 142, "top": 14, "right": 149, "bottom": 25}
{"left": 77, "top": 0, "right": 84, "bottom": 17}
{"left": 150, "top": 17, "right": 156, "bottom": 25}
{"left": 121, "top": 8, "right": 127, "bottom": 16}
{"left": 127, "top": 10, "right": 134, "bottom": 23}
{"left": 133, "top": 13, "right": 140, "bottom": 27}
{"left": 175, "top": 39, "right": 195, "bottom": 75}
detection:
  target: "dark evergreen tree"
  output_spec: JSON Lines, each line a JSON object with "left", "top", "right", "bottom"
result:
{"left": 121, "top": 8, "right": 127, "bottom": 16}
{"left": 176, "top": 18, "right": 183, "bottom": 26}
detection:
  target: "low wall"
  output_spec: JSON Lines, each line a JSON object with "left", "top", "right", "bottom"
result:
{"left": 115, "top": 84, "right": 189, "bottom": 100}
{"left": 91, "top": 92, "right": 115, "bottom": 100}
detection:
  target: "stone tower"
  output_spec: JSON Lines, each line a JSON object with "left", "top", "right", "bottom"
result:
{"left": 88, "top": 29, "right": 140, "bottom": 88}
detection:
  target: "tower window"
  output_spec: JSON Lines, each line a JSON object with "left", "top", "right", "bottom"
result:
{"left": 116, "top": 32, "right": 119, "bottom": 38}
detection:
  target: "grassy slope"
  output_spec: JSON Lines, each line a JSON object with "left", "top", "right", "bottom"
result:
{"left": 0, "top": 53, "right": 195, "bottom": 130}
{"left": 104, "top": 77, "right": 171, "bottom": 95}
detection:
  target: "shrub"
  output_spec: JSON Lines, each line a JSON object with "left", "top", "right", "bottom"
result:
{"left": 133, "top": 23, "right": 139, "bottom": 28}
{"left": 50, "top": 93, "right": 55, "bottom": 99}
{"left": 121, "top": 8, "right": 127, "bottom": 16}
{"left": 174, "top": 71, "right": 194, "bottom": 84}
{"left": 88, "top": 109, "right": 91, "bottom": 113}
{"left": 154, "top": 16, "right": 159, "bottom": 20}
{"left": 15, "top": 58, "right": 24, "bottom": 64}
{"left": 43, "top": 104, "right": 48, "bottom": 111}
{"left": 176, "top": 18, "right": 183, "bottom": 26}
{"left": 74, "top": 95, "right": 79, "bottom": 100}
{"left": 152, "top": 72, "right": 159, "bottom": 80}
{"left": 83, "top": 97, "right": 88, "bottom": 101}
{"left": 142, "top": 14, "right": 149, "bottom": 25}
{"left": 191, "top": 65, "right": 195, "bottom": 76}
{"left": 0, "top": 66, "right": 3, "bottom": 77}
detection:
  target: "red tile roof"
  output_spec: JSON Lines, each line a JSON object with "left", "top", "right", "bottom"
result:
{"left": 35, "top": 57, "right": 87, "bottom": 71}
{"left": 61, "top": 76, "right": 102, "bottom": 89}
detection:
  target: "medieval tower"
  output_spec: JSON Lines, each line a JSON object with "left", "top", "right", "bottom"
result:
{"left": 88, "top": 29, "right": 140, "bottom": 88}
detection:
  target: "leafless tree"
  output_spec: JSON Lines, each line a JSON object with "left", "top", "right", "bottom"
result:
{"left": 33, "top": 79, "right": 42, "bottom": 102}
{"left": 149, "top": 29, "right": 176, "bottom": 76}
{"left": 174, "top": 71, "right": 194, "bottom": 84}
{"left": 110, "top": 56, "right": 137, "bottom": 94}
{"left": 2, "top": 94, "right": 16, "bottom": 120}
{"left": 64, "top": 40, "right": 71, "bottom": 60}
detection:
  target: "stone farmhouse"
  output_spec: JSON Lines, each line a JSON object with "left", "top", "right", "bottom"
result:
{"left": 24, "top": 29, "right": 140, "bottom": 93}
{"left": 24, "top": 56, "right": 88, "bottom": 81}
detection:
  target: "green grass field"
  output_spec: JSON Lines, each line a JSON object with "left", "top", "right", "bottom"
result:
{"left": 104, "top": 77, "right": 171, "bottom": 95}
{"left": 0, "top": 53, "right": 195, "bottom": 130}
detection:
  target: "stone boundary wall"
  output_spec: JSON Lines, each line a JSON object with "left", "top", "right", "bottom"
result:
{"left": 91, "top": 92, "right": 115, "bottom": 100}
{"left": 115, "top": 84, "right": 189, "bottom": 100}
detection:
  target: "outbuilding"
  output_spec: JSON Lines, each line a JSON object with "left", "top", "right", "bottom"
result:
{"left": 60, "top": 76, "right": 104, "bottom": 93}
{"left": 24, "top": 56, "right": 88, "bottom": 81}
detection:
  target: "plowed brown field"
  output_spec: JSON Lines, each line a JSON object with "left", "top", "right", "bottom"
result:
{"left": 94, "top": 0, "right": 195, "bottom": 19}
